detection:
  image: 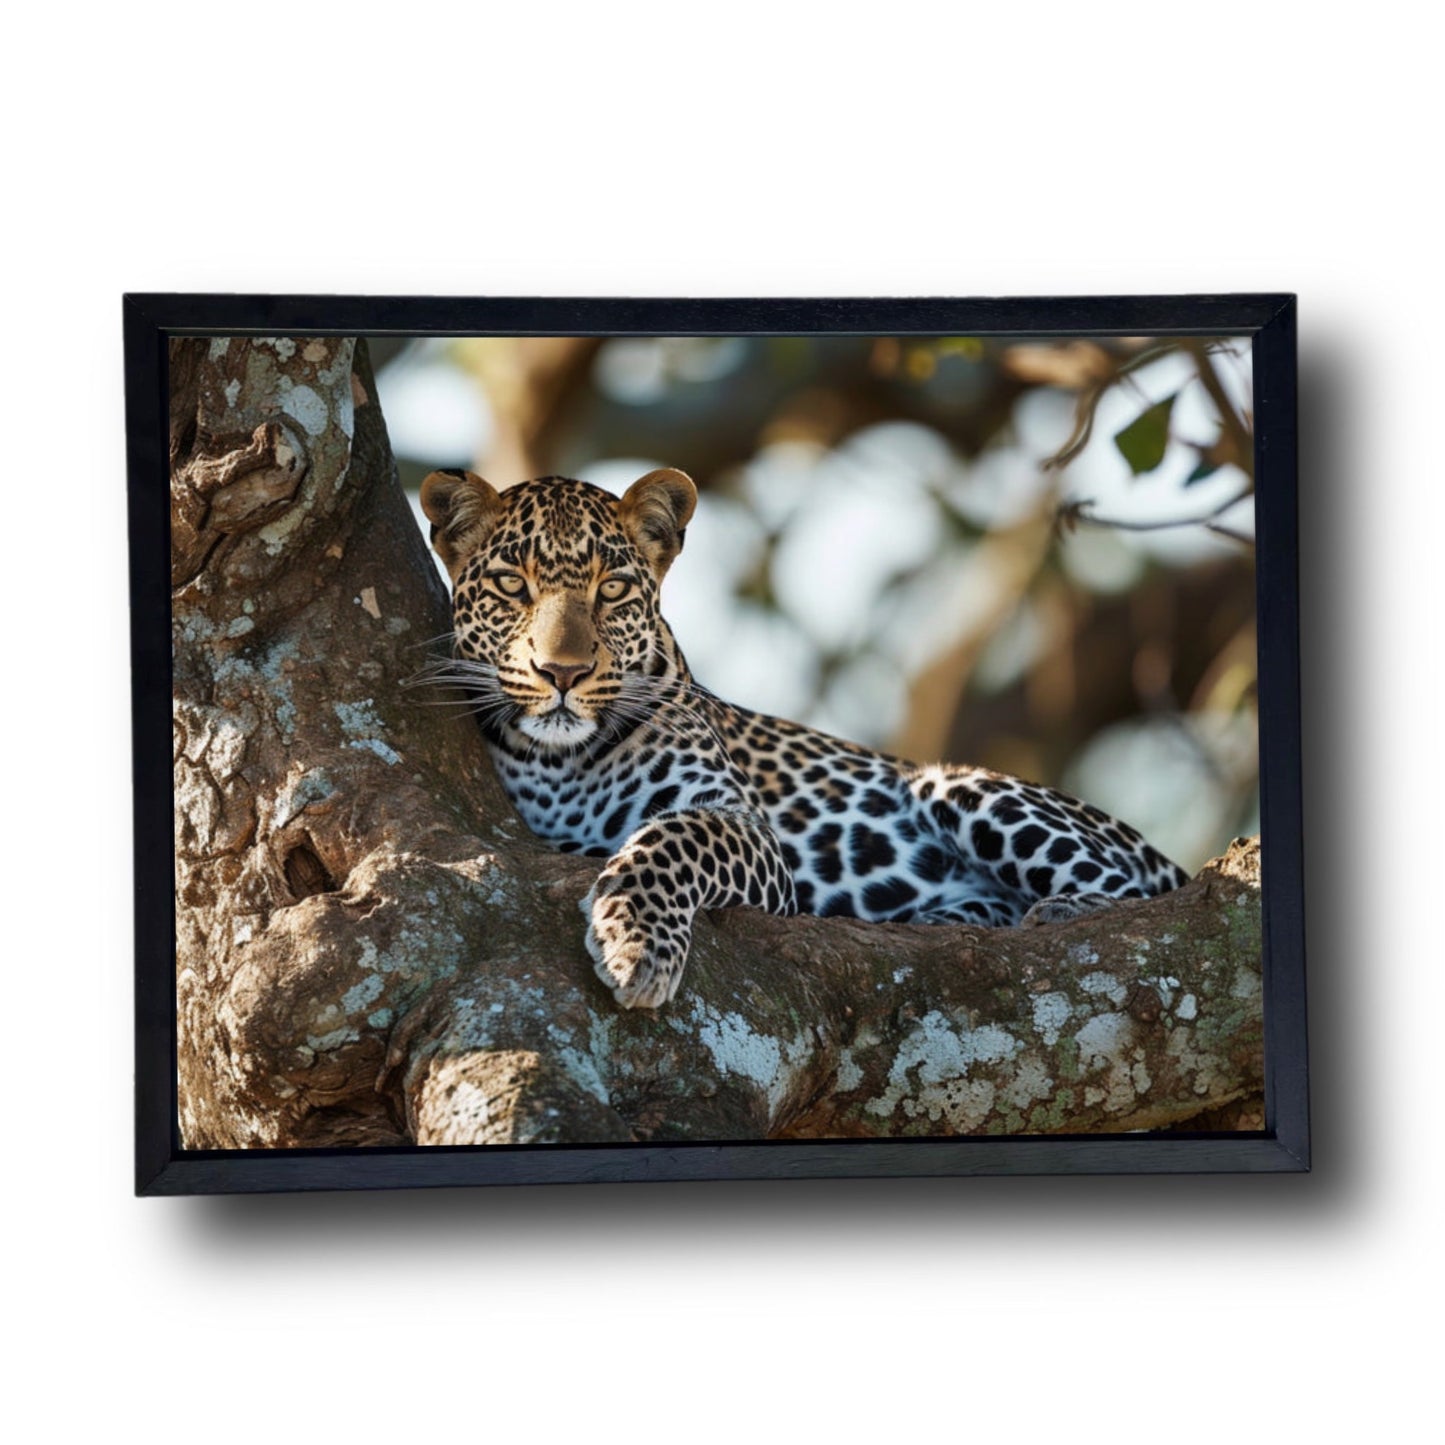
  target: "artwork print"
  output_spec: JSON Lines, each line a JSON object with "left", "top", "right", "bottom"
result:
{"left": 166, "top": 325, "right": 1268, "bottom": 1158}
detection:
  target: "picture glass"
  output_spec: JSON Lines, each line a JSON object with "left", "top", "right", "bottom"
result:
{"left": 168, "top": 329, "right": 1264, "bottom": 1154}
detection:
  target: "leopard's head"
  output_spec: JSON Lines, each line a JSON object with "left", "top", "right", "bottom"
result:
{"left": 419, "top": 469, "right": 696, "bottom": 751}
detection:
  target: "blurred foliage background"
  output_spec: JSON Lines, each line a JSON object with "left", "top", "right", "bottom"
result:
{"left": 369, "top": 332, "right": 1257, "bottom": 874}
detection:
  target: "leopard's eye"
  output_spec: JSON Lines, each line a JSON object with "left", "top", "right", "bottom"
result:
{"left": 490, "top": 572, "right": 530, "bottom": 600}
{"left": 598, "top": 576, "right": 633, "bottom": 603}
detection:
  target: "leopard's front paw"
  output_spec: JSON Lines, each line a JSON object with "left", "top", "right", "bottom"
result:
{"left": 580, "top": 883, "right": 690, "bottom": 1010}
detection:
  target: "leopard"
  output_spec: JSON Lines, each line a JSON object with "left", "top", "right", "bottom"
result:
{"left": 417, "top": 466, "right": 1189, "bottom": 1010}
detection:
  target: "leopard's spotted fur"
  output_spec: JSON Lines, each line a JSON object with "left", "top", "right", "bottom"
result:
{"left": 419, "top": 468, "right": 1188, "bottom": 1009}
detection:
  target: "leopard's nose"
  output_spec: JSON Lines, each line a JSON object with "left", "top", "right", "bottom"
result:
{"left": 533, "top": 659, "right": 595, "bottom": 694}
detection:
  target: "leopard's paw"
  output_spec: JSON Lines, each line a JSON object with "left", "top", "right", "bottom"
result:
{"left": 591, "top": 936, "right": 680, "bottom": 1010}
{"left": 1018, "top": 891, "right": 1118, "bottom": 928}
{"left": 584, "top": 886, "right": 688, "bottom": 1009}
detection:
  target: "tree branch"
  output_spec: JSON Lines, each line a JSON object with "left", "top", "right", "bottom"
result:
{"left": 1057, "top": 493, "right": 1255, "bottom": 549}
{"left": 1186, "top": 338, "right": 1255, "bottom": 484}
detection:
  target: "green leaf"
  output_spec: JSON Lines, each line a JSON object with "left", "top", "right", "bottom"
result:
{"left": 1184, "top": 458, "right": 1222, "bottom": 486}
{"left": 1114, "top": 393, "right": 1177, "bottom": 476}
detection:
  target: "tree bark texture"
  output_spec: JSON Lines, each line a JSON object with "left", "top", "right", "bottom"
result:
{"left": 170, "top": 338, "right": 1265, "bottom": 1150}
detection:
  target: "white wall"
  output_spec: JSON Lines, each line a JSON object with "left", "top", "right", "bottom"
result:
{"left": 7, "top": 5, "right": 1437, "bottom": 1439}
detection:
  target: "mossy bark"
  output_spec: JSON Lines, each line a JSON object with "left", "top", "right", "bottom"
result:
{"left": 170, "top": 337, "right": 1265, "bottom": 1150}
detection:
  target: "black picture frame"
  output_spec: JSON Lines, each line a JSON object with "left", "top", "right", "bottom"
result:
{"left": 128, "top": 293, "right": 1306, "bottom": 1194}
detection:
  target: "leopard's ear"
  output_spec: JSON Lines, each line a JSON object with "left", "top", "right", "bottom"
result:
{"left": 617, "top": 468, "right": 697, "bottom": 574}
{"left": 420, "top": 469, "right": 504, "bottom": 579}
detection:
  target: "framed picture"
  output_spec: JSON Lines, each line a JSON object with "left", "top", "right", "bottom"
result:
{"left": 128, "top": 294, "right": 1306, "bottom": 1194}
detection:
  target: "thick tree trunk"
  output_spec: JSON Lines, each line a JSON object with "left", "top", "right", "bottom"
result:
{"left": 170, "top": 337, "right": 1265, "bottom": 1150}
